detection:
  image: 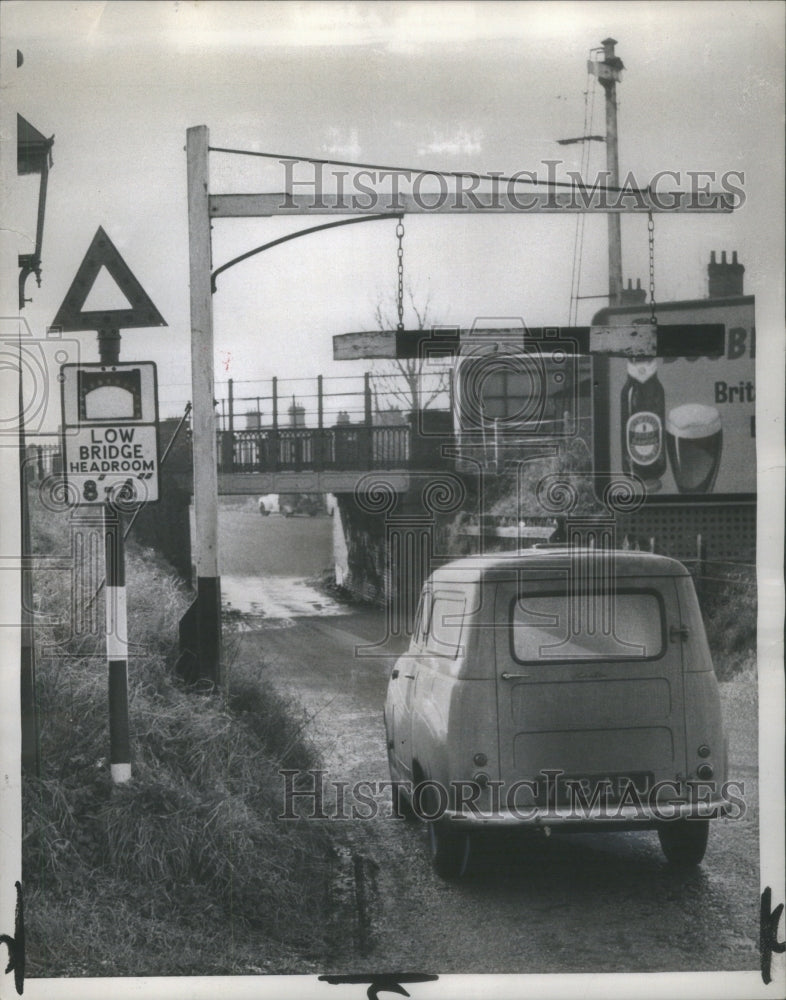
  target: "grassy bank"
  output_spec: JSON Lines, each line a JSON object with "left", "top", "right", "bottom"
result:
{"left": 700, "top": 562, "right": 757, "bottom": 681}
{"left": 720, "top": 656, "right": 758, "bottom": 768}
{"left": 24, "top": 498, "right": 337, "bottom": 976}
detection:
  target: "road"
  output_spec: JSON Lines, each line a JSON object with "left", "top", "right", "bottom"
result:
{"left": 220, "top": 503, "right": 761, "bottom": 975}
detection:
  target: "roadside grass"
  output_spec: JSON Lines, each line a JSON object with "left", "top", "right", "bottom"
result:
{"left": 699, "top": 562, "right": 757, "bottom": 681}
{"left": 24, "top": 496, "right": 335, "bottom": 977}
{"left": 718, "top": 655, "right": 758, "bottom": 772}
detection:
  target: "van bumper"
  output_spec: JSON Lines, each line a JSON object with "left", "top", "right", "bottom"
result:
{"left": 439, "top": 797, "right": 730, "bottom": 831}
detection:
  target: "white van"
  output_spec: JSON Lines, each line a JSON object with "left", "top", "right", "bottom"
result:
{"left": 383, "top": 548, "right": 728, "bottom": 878}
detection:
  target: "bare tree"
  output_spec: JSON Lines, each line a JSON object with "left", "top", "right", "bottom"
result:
{"left": 370, "top": 290, "right": 450, "bottom": 418}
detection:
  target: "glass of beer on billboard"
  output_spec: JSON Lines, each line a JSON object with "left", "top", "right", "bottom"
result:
{"left": 665, "top": 403, "right": 723, "bottom": 494}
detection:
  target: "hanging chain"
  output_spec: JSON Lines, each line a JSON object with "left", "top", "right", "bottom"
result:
{"left": 647, "top": 210, "right": 657, "bottom": 326}
{"left": 396, "top": 216, "right": 405, "bottom": 332}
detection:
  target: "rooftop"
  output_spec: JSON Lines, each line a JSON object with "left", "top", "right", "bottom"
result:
{"left": 429, "top": 548, "right": 690, "bottom": 582}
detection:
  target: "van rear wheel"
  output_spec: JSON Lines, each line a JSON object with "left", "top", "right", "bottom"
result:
{"left": 657, "top": 819, "right": 709, "bottom": 866}
{"left": 428, "top": 819, "right": 470, "bottom": 879}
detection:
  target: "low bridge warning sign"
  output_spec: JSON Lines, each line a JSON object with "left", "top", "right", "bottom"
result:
{"left": 61, "top": 362, "right": 160, "bottom": 505}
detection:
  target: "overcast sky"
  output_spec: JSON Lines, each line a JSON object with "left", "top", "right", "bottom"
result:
{"left": 4, "top": 0, "right": 784, "bottom": 424}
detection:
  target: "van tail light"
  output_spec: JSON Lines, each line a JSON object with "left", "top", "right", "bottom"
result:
{"left": 696, "top": 763, "right": 714, "bottom": 780}
{"left": 698, "top": 744, "right": 711, "bottom": 758}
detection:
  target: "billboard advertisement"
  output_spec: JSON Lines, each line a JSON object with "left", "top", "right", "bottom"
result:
{"left": 593, "top": 297, "right": 755, "bottom": 497}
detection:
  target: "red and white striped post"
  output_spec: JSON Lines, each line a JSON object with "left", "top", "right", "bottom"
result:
{"left": 97, "top": 326, "right": 132, "bottom": 784}
{"left": 104, "top": 504, "right": 131, "bottom": 783}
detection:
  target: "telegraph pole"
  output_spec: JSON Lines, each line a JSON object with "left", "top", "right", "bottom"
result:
{"left": 566, "top": 39, "right": 626, "bottom": 309}
{"left": 596, "top": 37, "right": 624, "bottom": 307}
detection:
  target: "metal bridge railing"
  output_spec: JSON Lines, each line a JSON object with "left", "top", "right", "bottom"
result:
{"left": 221, "top": 423, "right": 413, "bottom": 474}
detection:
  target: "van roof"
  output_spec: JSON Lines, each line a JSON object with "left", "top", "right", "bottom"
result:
{"left": 428, "top": 548, "right": 691, "bottom": 584}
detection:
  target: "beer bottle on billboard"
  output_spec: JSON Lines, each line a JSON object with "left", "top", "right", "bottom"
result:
{"left": 620, "top": 359, "right": 666, "bottom": 483}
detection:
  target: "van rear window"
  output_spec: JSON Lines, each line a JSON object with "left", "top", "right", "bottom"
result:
{"left": 510, "top": 590, "right": 664, "bottom": 662}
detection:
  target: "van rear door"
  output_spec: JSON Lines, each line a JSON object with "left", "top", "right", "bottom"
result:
{"left": 494, "top": 575, "right": 687, "bottom": 804}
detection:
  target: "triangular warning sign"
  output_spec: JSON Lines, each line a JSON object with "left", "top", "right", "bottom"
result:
{"left": 52, "top": 227, "right": 166, "bottom": 332}
{"left": 81, "top": 266, "right": 134, "bottom": 312}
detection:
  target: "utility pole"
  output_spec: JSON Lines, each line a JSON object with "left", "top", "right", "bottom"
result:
{"left": 565, "top": 39, "right": 625, "bottom": 311}
{"left": 595, "top": 37, "right": 624, "bottom": 307}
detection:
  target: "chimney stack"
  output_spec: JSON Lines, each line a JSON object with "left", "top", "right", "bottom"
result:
{"left": 708, "top": 250, "right": 744, "bottom": 298}
{"left": 621, "top": 277, "right": 647, "bottom": 305}
{"left": 288, "top": 397, "right": 306, "bottom": 427}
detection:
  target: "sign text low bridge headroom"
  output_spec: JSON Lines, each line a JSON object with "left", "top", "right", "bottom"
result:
{"left": 60, "top": 361, "right": 160, "bottom": 505}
